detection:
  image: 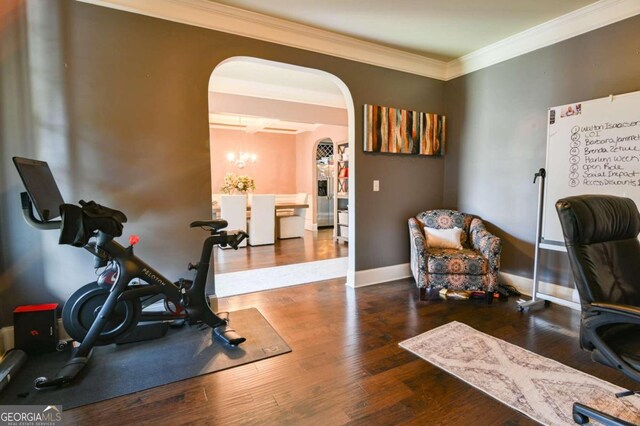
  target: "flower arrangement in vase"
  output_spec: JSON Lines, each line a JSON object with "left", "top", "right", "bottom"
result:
{"left": 220, "top": 173, "right": 255, "bottom": 194}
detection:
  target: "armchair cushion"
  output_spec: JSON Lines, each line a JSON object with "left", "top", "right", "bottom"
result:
{"left": 426, "top": 248, "right": 488, "bottom": 275}
{"left": 428, "top": 273, "right": 488, "bottom": 291}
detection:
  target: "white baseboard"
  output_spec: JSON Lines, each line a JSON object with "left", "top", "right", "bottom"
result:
{"left": 346, "top": 265, "right": 581, "bottom": 311}
{"left": 351, "top": 263, "right": 411, "bottom": 288}
{"left": 500, "top": 271, "right": 580, "bottom": 311}
{"left": 216, "top": 257, "right": 347, "bottom": 296}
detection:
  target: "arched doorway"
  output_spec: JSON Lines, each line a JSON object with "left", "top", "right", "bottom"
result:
{"left": 207, "top": 57, "right": 356, "bottom": 294}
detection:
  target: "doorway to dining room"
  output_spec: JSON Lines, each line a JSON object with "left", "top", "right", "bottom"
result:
{"left": 207, "top": 57, "right": 355, "bottom": 296}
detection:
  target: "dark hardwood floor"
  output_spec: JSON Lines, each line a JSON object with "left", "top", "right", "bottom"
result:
{"left": 215, "top": 228, "right": 348, "bottom": 273}
{"left": 65, "top": 278, "right": 637, "bottom": 425}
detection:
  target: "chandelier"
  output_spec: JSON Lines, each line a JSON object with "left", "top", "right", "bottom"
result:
{"left": 226, "top": 151, "right": 257, "bottom": 169}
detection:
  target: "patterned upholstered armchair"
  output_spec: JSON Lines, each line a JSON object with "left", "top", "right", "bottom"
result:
{"left": 408, "top": 209, "right": 502, "bottom": 302}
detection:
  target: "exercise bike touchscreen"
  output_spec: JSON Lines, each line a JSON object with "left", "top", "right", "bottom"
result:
{"left": 13, "top": 157, "right": 65, "bottom": 222}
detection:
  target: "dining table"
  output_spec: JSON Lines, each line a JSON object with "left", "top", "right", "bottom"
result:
{"left": 212, "top": 202, "right": 310, "bottom": 241}
{"left": 211, "top": 202, "right": 309, "bottom": 218}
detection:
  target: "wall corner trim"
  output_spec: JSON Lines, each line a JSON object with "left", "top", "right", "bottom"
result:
{"left": 350, "top": 263, "right": 411, "bottom": 288}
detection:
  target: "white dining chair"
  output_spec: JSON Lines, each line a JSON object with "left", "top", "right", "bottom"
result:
{"left": 278, "top": 193, "right": 308, "bottom": 239}
{"left": 220, "top": 194, "right": 248, "bottom": 248}
{"left": 247, "top": 194, "right": 276, "bottom": 246}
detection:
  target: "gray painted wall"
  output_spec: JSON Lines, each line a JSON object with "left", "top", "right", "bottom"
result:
{"left": 4, "top": 1, "right": 637, "bottom": 328}
{"left": 0, "top": 0, "right": 445, "bottom": 326}
{"left": 444, "top": 15, "right": 640, "bottom": 282}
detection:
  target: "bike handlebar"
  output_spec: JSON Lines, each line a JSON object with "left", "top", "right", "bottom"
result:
{"left": 226, "top": 230, "right": 248, "bottom": 249}
{"left": 21, "top": 191, "right": 248, "bottom": 254}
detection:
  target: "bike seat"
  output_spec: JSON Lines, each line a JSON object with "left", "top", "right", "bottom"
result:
{"left": 190, "top": 219, "right": 228, "bottom": 232}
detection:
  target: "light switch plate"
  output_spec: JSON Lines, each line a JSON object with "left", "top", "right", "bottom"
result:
{"left": 373, "top": 180, "right": 380, "bottom": 191}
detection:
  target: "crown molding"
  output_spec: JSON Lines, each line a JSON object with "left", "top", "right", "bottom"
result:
{"left": 77, "top": 0, "right": 448, "bottom": 80}
{"left": 446, "top": 0, "right": 640, "bottom": 80}
{"left": 77, "top": 0, "right": 640, "bottom": 82}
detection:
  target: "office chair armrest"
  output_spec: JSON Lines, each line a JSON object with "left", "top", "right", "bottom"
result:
{"left": 585, "top": 303, "right": 640, "bottom": 333}
{"left": 590, "top": 303, "right": 640, "bottom": 320}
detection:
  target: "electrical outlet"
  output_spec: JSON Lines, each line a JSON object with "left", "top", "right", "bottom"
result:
{"left": 373, "top": 180, "right": 380, "bottom": 191}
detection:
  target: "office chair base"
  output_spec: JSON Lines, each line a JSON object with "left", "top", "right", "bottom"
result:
{"left": 615, "top": 390, "right": 639, "bottom": 398}
{"left": 573, "top": 402, "right": 636, "bottom": 426}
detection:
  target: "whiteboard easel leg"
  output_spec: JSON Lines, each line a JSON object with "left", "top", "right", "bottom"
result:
{"left": 517, "top": 298, "right": 546, "bottom": 312}
{"left": 518, "top": 168, "right": 549, "bottom": 313}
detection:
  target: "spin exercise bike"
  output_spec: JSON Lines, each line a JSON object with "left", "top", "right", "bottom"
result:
{"left": 13, "top": 157, "right": 247, "bottom": 390}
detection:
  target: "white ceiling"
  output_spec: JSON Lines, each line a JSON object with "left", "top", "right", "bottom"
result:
{"left": 209, "top": 0, "right": 599, "bottom": 61}
{"left": 208, "top": 112, "right": 322, "bottom": 134}
{"left": 209, "top": 59, "right": 348, "bottom": 134}
{"left": 210, "top": 59, "right": 346, "bottom": 108}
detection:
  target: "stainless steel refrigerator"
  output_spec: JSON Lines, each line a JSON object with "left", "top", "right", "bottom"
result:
{"left": 317, "top": 162, "right": 334, "bottom": 227}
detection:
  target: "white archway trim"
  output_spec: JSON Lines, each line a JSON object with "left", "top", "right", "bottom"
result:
{"left": 209, "top": 57, "right": 357, "bottom": 287}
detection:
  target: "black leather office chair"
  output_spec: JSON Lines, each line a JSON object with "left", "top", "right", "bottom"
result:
{"left": 556, "top": 195, "right": 640, "bottom": 425}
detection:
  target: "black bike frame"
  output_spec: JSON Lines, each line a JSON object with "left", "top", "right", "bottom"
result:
{"left": 14, "top": 156, "right": 247, "bottom": 389}
{"left": 70, "top": 229, "right": 228, "bottom": 358}
{"left": 20, "top": 194, "right": 229, "bottom": 359}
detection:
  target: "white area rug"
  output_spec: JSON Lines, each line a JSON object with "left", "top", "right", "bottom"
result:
{"left": 400, "top": 321, "right": 640, "bottom": 426}
{"left": 216, "top": 257, "right": 348, "bottom": 297}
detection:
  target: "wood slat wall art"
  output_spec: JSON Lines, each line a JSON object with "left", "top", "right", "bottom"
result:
{"left": 364, "top": 104, "right": 446, "bottom": 156}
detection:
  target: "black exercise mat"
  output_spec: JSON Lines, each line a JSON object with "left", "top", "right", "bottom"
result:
{"left": 0, "top": 308, "right": 290, "bottom": 409}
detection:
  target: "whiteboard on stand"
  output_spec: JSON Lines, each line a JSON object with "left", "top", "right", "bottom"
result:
{"left": 542, "top": 90, "right": 640, "bottom": 243}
